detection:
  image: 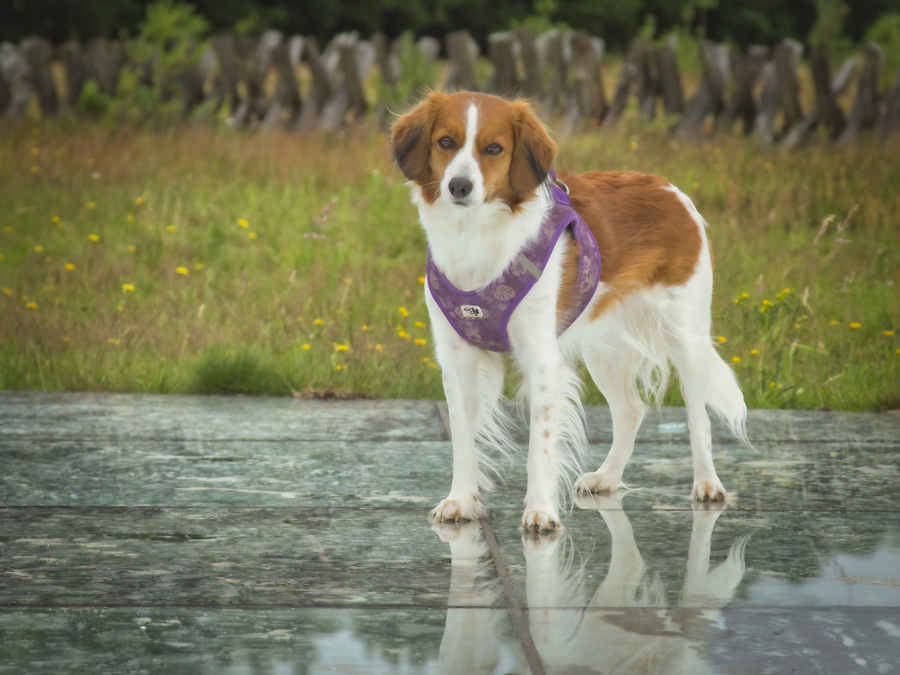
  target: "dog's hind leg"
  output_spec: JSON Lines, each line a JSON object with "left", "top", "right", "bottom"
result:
{"left": 576, "top": 347, "right": 646, "bottom": 494}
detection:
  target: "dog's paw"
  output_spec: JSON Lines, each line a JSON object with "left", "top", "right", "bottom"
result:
{"left": 575, "top": 469, "right": 620, "bottom": 494}
{"left": 521, "top": 527, "right": 563, "bottom": 550}
{"left": 520, "top": 506, "right": 563, "bottom": 533}
{"left": 431, "top": 496, "right": 483, "bottom": 523}
{"left": 692, "top": 477, "right": 727, "bottom": 502}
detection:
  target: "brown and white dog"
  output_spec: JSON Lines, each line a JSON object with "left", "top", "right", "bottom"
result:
{"left": 392, "top": 92, "right": 747, "bottom": 532}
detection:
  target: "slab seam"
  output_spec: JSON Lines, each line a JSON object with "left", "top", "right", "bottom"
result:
{"left": 480, "top": 516, "right": 546, "bottom": 675}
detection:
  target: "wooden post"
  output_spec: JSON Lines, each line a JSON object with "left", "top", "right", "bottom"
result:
{"left": 487, "top": 31, "right": 520, "bottom": 97}
{"left": 812, "top": 48, "right": 846, "bottom": 137}
{"left": 753, "top": 60, "right": 778, "bottom": 144}
{"left": 718, "top": 45, "right": 767, "bottom": 134}
{"left": 774, "top": 38, "right": 804, "bottom": 132}
{"left": 516, "top": 26, "right": 542, "bottom": 98}
{"left": 831, "top": 56, "right": 858, "bottom": 96}
{"left": 211, "top": 35, "right": 241, "bottom": 114}
{"left": 655, "top": 35, "right": 683, "bottom": 116}
{"left": 57, "top": 41, "right": 88, "bottom": 108}
{"left": 340, "top": 39, "right": 369, "bottom": 119}
{"left": 629, "top": 39, "right": 657, "bottom": 119}
{"left": 881, "top": 68, "right": 900, "bottom": 137}
{"left": 258, "top": 31, "right": 302, "bottom": 130}
{"left": 445, "top": 30, "right": 479, "bottom": 92}
{"left": 537, "top": 30, "right": 568, "bottom": 118}
{"left": 0, "top": 42, "right": 32, "bottom": 117}
{"left": 84, "top": 38, "right": 122, "bottom": 97}
{"left": 839, "top": 42, "right": 884, "bottom": 144}
{"left": 21, "top": 37, "right": 58, "bottom": 116}
{"left": 568, "top": 30, "right": 607, "bottom": 127}
{"left": 179, "top": 42, "right": 208, "bottom": 118}
{"left": 676, "top": 41, "right": 729, "bottom": 138}
{"left": 604, "top": 62, "right": 637, "bottom": 128}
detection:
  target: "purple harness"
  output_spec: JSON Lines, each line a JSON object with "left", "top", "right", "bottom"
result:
{"left": 425, "top": 172, "right": 601, "bottom": 353}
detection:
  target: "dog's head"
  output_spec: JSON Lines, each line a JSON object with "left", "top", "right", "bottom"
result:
{"left": 391, "top": 91, "right": 557, "bottom": 209}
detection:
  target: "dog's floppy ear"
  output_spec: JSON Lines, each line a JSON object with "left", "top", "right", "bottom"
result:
{"left": 508, "top": 101, "right": 558, "bottom": 197}
{"left": 391, "top": 93, "right": 442, "bottom": 181}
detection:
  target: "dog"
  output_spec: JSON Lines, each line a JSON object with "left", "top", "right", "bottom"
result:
{"left": 391, "top": 91, "right": 747, "bottom": 532}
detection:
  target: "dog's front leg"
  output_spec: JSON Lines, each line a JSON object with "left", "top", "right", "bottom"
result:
{"left": 519, "top": 339, "right": 565, "bottom": 532}
{"left": 429, "top": 299, "right": 487, "bottom": 521}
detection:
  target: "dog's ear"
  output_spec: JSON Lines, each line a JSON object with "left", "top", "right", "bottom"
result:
{"left": 508, "top": 101, "right": 558, "bottom": 197}
{"left": 392, "top": 94, "right": 442, "bottom": 181}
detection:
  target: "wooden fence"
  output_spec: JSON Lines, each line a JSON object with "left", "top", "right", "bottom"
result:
{"left": 2, "top": 29, "right": 899, "bottom": 145}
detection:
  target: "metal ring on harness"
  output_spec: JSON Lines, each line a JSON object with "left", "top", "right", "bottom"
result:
{"left": 552, "top": 175, "right": 570, "bottom": 195}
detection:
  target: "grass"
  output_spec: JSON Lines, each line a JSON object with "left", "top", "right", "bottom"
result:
{"left": 0, "top": 116, "right": 898, "bottom": 411}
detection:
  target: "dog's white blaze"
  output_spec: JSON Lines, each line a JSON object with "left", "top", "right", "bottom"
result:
{"left": 441, "top": 103, "right": 484, "bottom": 206}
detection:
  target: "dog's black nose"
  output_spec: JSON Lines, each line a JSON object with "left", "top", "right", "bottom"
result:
{"left": 448, "top": 177, "right": 473, "bottom": 200}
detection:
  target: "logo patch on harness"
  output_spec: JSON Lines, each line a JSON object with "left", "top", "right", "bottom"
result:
{"left": 460, "top": 305, "right": 484, "bottom": 318}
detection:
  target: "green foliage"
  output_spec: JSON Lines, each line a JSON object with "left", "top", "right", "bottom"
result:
{"left": 865, "top": 13, "right": 900, "bottom": 88}
{"left": 190, "top": 350, "right": 290, "bottom": 395}
{"left": 378, "top": 32, "right": 439, "bottom": 114}
{"left": 75, "top": 79, "right": 110, "bottom": 117}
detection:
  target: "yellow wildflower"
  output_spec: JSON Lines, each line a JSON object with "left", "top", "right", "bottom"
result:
{"left": 335, "top": 344, "right": 350, "bottom": 351}
{"left": 361, "top": 324, "right": 370, "bottom": 331}
{"left": 166, "top": 225, "right": 176, "bottom": 232}
{"left": 194, "top": 263, "right": 204, "bottom": 271}
{"left": 750, "top": 349, "right": 759, "bottom": 356}
{"left": 629, "top": 140, "right": 638, "bottom": 150}
{"left": 398, "top": 306, "right": 409, "bottom": 317}
{"left": 122, "top": 284, "right": 134, "bottom": 292}
{"left": 896, "top": 349, "right": 900, "bottom": 355}
{"left": 30, "top": 166, "right": 40, "bottom": 174}
{"left": 34, "top": 245, "right": 44, "bottom": 253}
{"left": 794, "top": 323, "right": 801, "bottom": 329}
{"left": 335, "top": 364, "right": 346, "bottom": 371}
{"left": 762, "top": 299, "right": 773, "bottom": 307}
{"left": 126, "top": 215, "right": 135, "bottom": 223}
{"left": 46, "top": 284, "right": 56, "bottom": 291}
{"left": 26, "top": 301, "right": 38, "bottom": 309}
{"left": 884, "top": 330, "right": 895, "bottom": 337}
{"left": 716, "top": 336, "right": 727, "bottom": 343}
{"left": 414, "top": 338, "right": 427, "bottom": 345}
{"left": 52, "top": 216, "right": 61, "bottom": 225}
{"left": 414, "top": 321, "right": 426, "bottom": 329}
{"left": 176, "top": 266, "right": 189, "bottom": 275}
{"left": 314, "top": 318, "right": 324, "bottom": 325}
{"left": 3, "top": 287, "right": 14, "bottom": 295}
{"left": 398, "top": 330, "right": 410, "bottom": 339}
{"left": 302, "top": 344, "right": 311, "bottom": 350}
{"left": 0, "top": 253, "right": 3, "bottom": 261}
{"left": 127, "top": 245, "right": 137, "bottom": 253}
{"left": 849, "top": 322, "right": 861, "bottom": 329}
{"left": 238, "top": 219, "right": 249, "bottom": 228}
{"left": 88, "top": 234, "right": 100, "bottom": 242}
{"left": 30, "top": 147, "right": 39, "bottom": 156}
{"left": 830, "top": 320, "right": 839, "bottom": 326}
{"left": 763, "top": 161, "right": 773, "bottom": 170}
{"left": 107, "top": 338, "right": 119, "bottom": 345}
{"left": 3, "top": 227, "right": 12, "bottom": 234}
{"left": 740, "top": 292, "right": 749, "bottom": 299}
{"left": 422, "top": 357, "right": 431, "bottom": 363}
{"left": 375, "top": 344, "right": 383, "bottom": 352}
{"left": 65, "top": 263, "right": 75, "bottom": 271}
{"left": 731, "top": 356, "right": 741, "bottom": 363}
{"left": 62, "top": 336, "right": 69, "bottom": 342}
{"left": 248, "top": 232, "right": 257, "bottom": 239}
{"left": 418, "top": 276, "right": 425, "bottom": 284}
{"left": 135, "top": 196, "right": 146, "bottom": 205}
{"left": 86, "top": 201, "right": 96, "bottom": 209}
{"left": 296, "top": 317, "right": 305, "bottom": 322}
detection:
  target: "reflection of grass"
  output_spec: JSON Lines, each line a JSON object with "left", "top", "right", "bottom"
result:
{"left": 0, "top": 120, "right": 897, "bottom": 410}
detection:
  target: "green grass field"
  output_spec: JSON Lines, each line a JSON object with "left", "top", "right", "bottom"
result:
{"left": 1, "top": 118, "right": 898, "bottom": 411}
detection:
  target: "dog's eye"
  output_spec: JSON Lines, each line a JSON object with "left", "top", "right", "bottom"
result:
{"left": 485, "top": 143, "right": 503, "bottom": 155}
{"left": 437, "top": 137, "right": 455, "bottom": 149}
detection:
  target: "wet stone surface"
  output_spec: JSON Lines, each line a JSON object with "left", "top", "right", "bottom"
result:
{"left": 0, "top": 391, "right": 899, "bottom": 674}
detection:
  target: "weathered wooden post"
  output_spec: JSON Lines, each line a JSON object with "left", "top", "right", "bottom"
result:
{"left": 774, "top": 38, "right": 804, "bottom": 132}
{"left": 882, "top": 68, "right": 900, "bottom": 137}
{"left": 655, "top": 35, "right": 683, "bottom": 116}
{"left": 487, "top": 31, "right": 521, "bottom": 97}
{"left": 604, "top": 62, "right": 637, "bottom": 129}
{"left": 445, "top": 30, "right": 479, "bottom": 92}
{"left": 537, "top": 29, "right": 568, "bottom": 118}
{"left": 718, "top": 45, "right": 767, "bottom": 134}
{"left": 211, "top": 35, "right": 241, "bottom": 114}
{"left": 294, "top": 36, "right": 330, "bottom": 131}
{"left": 753, "top": 61, "right": 778, "bottom": 144}
{"left": 629, "top": 39, "right": 657, "bottom": 119}
{"left": 813, "top": 49, "right": 846, "bottom": 137}
{"left": 0, "top": 42, "right": 32, "bottom": 117}
{"left": 258, "top": 30, "right": 302, "bottom": 130}
{"left": 84, "top": 38, "right": 123, "bottom": 97}
{"left": 21, "top": 37, "right": 58, "bottom": 116}
{"left": 57, "top": 41, "right": 88, "bottom": 109}
{"left": 568, "top": 30, "right": 607, "bottom": 128}
{"left": 676, "top": 41, "right": 729, "bottom": 138}
{"left": 839, "top": 42, "right": 884, "bottom": 144}
{"left": 516, "top": 26, "right": 542, "bottom": 98}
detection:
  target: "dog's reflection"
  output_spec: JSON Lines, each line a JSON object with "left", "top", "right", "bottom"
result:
{"left": 435, "top": 494, "right": 750, "bottom": 674}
